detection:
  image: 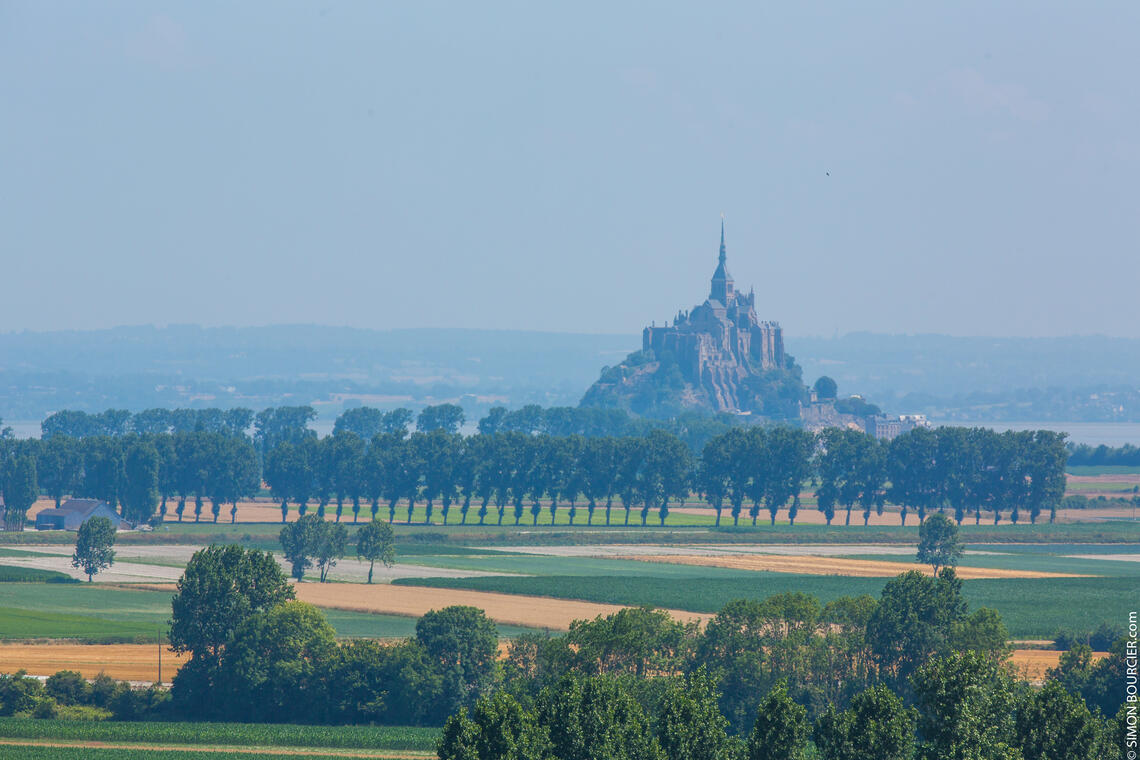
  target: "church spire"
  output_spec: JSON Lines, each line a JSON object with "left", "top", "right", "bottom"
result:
{"left": 719, "top": 215, "right": 726, "bottom": 264}
{"left": 710, "top": 215, "right": 734, "bottom": 304}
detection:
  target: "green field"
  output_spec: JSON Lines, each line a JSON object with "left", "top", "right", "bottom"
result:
{"left": 395, "top": 570, "right": 1136, "bottom": 639}
{"left": 843, "top": 549, "right": 1140, "bottom": 576}
{"left": 0, "top": 749, "right": 413, "bottom": 760}
{"left": 0, "top": 566, "right": 76, "bottom": 583}
{"left": 1062, "top": 481, "right": 1137, "bottom": 494}
{"left": 0, "top": 717, "right": 440, "bottom": 751}
{"left": 1066, "top": 465, "right": 1140, "bottom": 476}
{"left": 0, "top": 583, "right": 533, "bottom": 642}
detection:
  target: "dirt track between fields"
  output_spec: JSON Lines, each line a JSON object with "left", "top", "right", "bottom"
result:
{"left": 622, "top": 554, "right": 1091, "bottom": 579}
{"left": 125, "top": 583, "right": 710, "bottom": 631}
{"left": 0, "top": 643, "right": 187, "bottom": 682}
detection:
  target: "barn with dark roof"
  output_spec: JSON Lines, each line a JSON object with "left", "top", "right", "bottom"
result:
{"left": 34, "top": 499, "right": 125, "bottom": 531}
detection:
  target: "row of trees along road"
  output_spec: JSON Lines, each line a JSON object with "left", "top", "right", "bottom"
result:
{"left": 0, "top": 431, "right": 260, "bottom": 528}
{"left": 261, "top": 424, "right": 1067, "bottom": 527}
{"left": 1, "top": 407, "right": 1068, "bottom": 530}
{"left": 147, "top": 545, "right": 1129, "bottom": 760}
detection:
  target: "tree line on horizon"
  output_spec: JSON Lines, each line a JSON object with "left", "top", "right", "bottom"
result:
{"left": 2, "top": 403, "right": 1069, "bottom": 530}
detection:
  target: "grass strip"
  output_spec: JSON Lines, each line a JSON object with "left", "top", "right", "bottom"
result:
{"left": 0, "top": 718, "right": 440, "bottom": 752}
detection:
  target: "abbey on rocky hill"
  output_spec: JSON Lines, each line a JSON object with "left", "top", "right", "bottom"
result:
{"left": 643, "top": 221, "right": 787, "bottom": 410}
{"left": 581, "top": 222, "right": 805, "bottom": 418}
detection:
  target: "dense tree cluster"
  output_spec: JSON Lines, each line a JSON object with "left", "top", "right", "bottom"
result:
{"left": 2, "top": 544, "right": 1130, "bottom": 760}
{"left": 148, "top": 548, "right": 1132, "bottom": 760}
{"left": 0, "top": 669, "right": 167, "bottom": 721}
{"left": 442, "top": 593, "right": 1126, "bottom": 760}
{"left": 1067, "top": 441, "right": 1140, "bottom": 467}
{"left": 168, "top": 546, "right": 499, "bottom": 725}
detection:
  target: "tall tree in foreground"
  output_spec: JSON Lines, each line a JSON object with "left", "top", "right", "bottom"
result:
{"left": 216, "top": 601, "right": 338, "bottom": 723}
{"left": 356, "top": 518, "right": 396, "bottom": 583}
{"left": 912, "top": 651, "right": 1022, "bottom": 760}
{"left": 169, "top": 545, "right": 293, "bottom": 718}
{"left": 437, "top": 691, "right": 551, "bottom": 760}
{"left": 417, "top": 605, "right": 499, "bottom": 716}
{"left": 538, "top": 674, "right": 663, "bottom": 760}
{"left": 658, "top": 668, "right": 735, "bottom": 760}
{"left": 746, "top": 681, "right": 809, "bottom": 760}
{"left": 72, "top": 516, "right": 116, "bottom": 581}
{"left": 916, "top": 512, "right": 962, "bottom": 575}
{"left": 169, "top": 544, "right": 294, "bottom": 661}
{"left": 1014, "top": 678, "right": 1107, "bottom": 760}
{"left": 812, "top": 684, "right": 915, "bottom": 760}
{"left": 866, "top": 569, "right": 969, "bottom": 689}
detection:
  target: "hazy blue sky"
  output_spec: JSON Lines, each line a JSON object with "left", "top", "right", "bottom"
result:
{"left": 2, "top": 2, "right": 1137, "bottom": 337}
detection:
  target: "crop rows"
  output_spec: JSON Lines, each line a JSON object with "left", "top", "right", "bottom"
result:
{"left": 0, "top": 747, "right": 413, "bottom": 760}
{"left": 396, "top": 572, "right": 1139, "bottom": 638}
{"left": 0, "top": 717, "right": 441, "bottom": 751}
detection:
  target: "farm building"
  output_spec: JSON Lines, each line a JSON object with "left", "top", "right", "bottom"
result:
{"left": 34, "top": 499, "right": 125, "bottom": 531}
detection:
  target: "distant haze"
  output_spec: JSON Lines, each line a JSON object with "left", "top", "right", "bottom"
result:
{"left": 2, "top": 3, "right": 1138, "bottom": 336}
{"left": 3, "top": 326, "right": 1140, "bottom": 424}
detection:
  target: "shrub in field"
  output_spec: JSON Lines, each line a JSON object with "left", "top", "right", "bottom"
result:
{"left": 0, "top": 671, "right": 43, "bottom": 716}
{"left": 45, "top": 671, "right": 89, "bottom": 706}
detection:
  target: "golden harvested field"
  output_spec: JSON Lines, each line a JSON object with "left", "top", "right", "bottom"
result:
{"left": 126, "top": 582, "right": 709, "bottom": 631}
{"left": 291, "top": 583, "right": 711, "bottom": 631}
{"left": 0, "top": 643, "right": 187, "bottom": 683}
{"left": 0, "top": 642, "right": 1105, "bottom": 690}
{"left": 623, "top": 554, "right": 1090, "bottom": 579}
{"left": 1008, "top": 648, "right": 1109, "bottom": 683}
